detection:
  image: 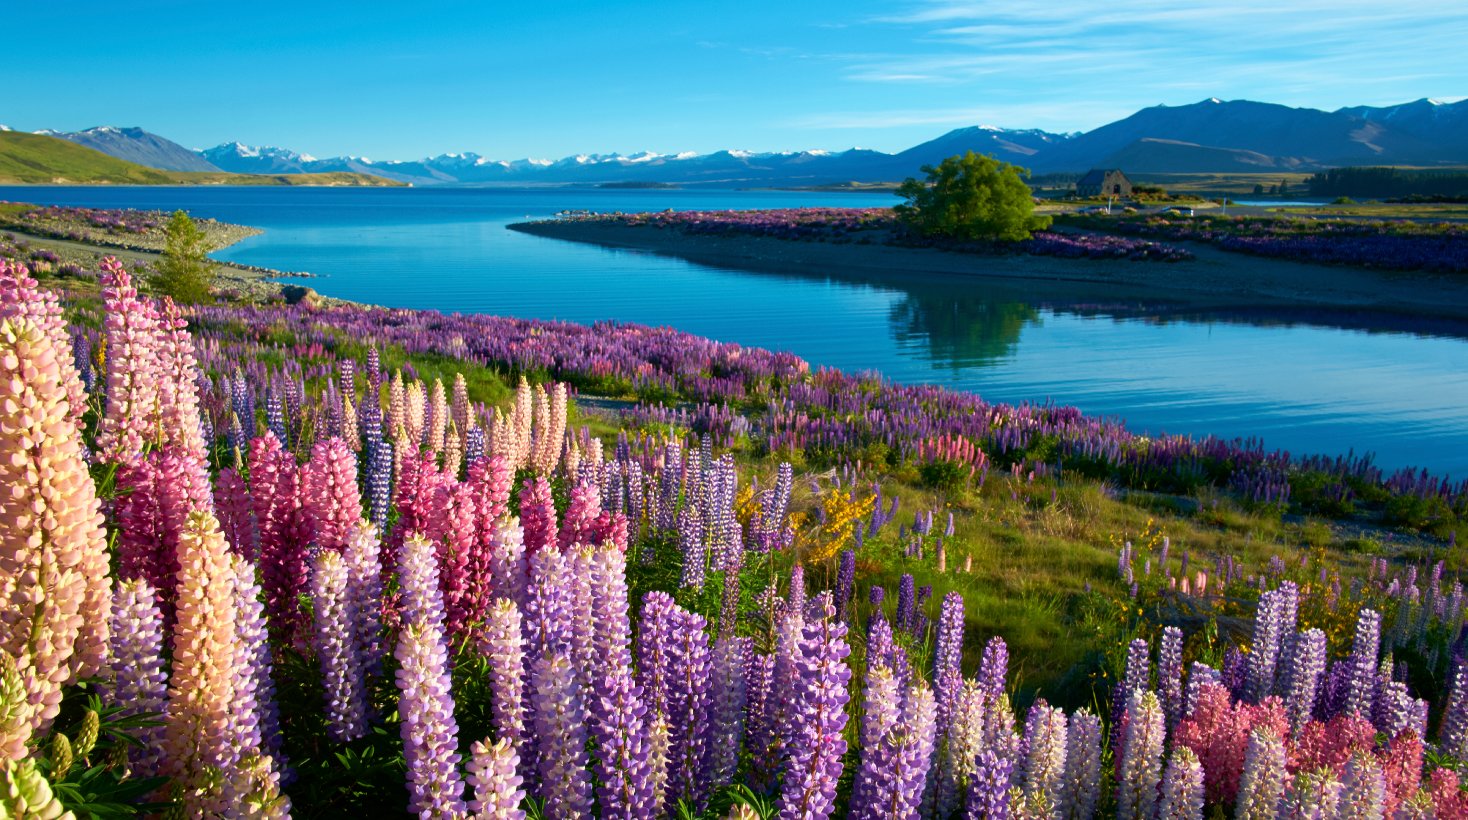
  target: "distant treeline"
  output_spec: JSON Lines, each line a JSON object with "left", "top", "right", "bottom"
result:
{"left": 1307, "top": 167, "right": 1468, "bottom": 198}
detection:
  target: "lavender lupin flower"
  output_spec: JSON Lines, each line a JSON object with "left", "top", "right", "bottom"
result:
{"left": 106, "top": 578, "right": 168, "bottom": 776}
{"left": 1234, "top": 727, "right": 1287, "bottom": 820}
{"left": 232, "top": 556, "right": 286, "bottom": 775}
{"left": 1336, "top": 752, "right": 1386, "bottom": 820}
{"left": 1115, "top": 689, "right": 1164, "bottom": 820}
{"left": 1020, "top": 704, "right": 1067, "bottom": 812}
{"left": 1155, "top": 748, "right": 1205, "bottom": 820}
{"left": 590, "top": 543, "right": 633, "bottom": 672}
{"left": 1344, "top": 609, "right": 1382, "bottom": 719}
{"left": 776, "top": 594, "right": 852, "bottom": 820}
{"left": 588, "top": 667, "right": 658, "bottom": 819}
{"left": 311, "top": 550, "right": 368, "bottom": 742}
{"left": 343, "top": 521, "right": 386, "bottom": 680}
{"left": 529, "top": 653, "right": 594, "bottom": 818}
{"left": 1278, "top": 770, "right": 1341, "bottom": 820}
{"left": 395, "top": 621, "right": 468, "bottom": 818}
{"left": 1113, "top": 638, "right": 1151, "bottom": 730}
{"left": 1057, "top": 709, "right": 1101, "bottom": 820}
{"left": 467, "top": 737, "right": 526, "bottom": 820}
{"left": 1282, "top": 629, "right": 1327, "bottom": 737}
{"left": 1246, "top": 587, "right": 1285, "bottom": 703}
{"left": 851, "top": 662, "right": 903, "bottom": 814}
{"left": 480, "top": 599, "right": 528, "bottom": 771}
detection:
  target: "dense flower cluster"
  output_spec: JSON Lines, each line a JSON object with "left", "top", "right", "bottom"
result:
{"left": 1089, "top": 213, "right": 1468, "bottom": 273}
{"left": 0, "top": 254, "right": 1465, "bottom": 818}
{"left": 560, "top": 207, "right": 1193, "bottom": 261}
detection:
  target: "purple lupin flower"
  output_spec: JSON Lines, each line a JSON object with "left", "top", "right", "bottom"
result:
{"left": 1234, "top": 727, "right": 1287, "bottom": 820}
{"left": 677, "top": 494, "right": 706, "bottom": 590}
{"left": 705, "top": 636, "right": 749, "bottom": 789}
{"left": 1158, "top": 626, "right": 1184, "bottom": 731}
{"left": 1156, "top": 747, "right": 1205, "bottom": 820}
{"left": 311, "top": 550, "right": 368, "bottom": 742}
{"left": 395, "top": 621, "right": 467, "bottom": 817}
{"left": 467, "top": 737, "right": 526, "bottom": 820}
{"left": 399, "top": 533, "right": 448, "bottom": 632}
{"left": 106, "top": 578, "right": 168, "bottom": 776}
{"left": 964, "top": 748, "right": 1013, "bottom": 820}
{"left": 588, "top": 667, "right": 658, "bottom": 819}
{"left": 788, "top": 563, "right": 807, "bottom": 617}
{"left": 1113, "top": 638, "right": 1150, "bottom": 732}
{"left": 365, "top": 438, "right": 393, "bottom": 532}
{"left": 977, "top": 636, "right": 1008, "bottom": 701}
{"left": 775, "top": 594, "right": 852, "bottom": 820}
{"left": 1183, "top": 662, "right": 1221, "bottom": 720}
{"left": 851, "top": 671, "right": 936, "bottom": 820}
{"left": 895, "top": 574, "right": 916, "bottom": 636}
{"left": 934, "top": 592, "right": 966, "bottom": 737}
{"left": 479, "top": 598, "right": 529, "bottom": 773}
{"left": 1440, "top": 661, "right": 1468, "bottom": 760}
{"left": 1282, "top": 628, "right": 1327, "bottom": 737}
{"left": 530, "top": 653, "right": 594, "bottom": 818}
{"left": 666, "top": 606, "right": 713, "bottom": 811}
{"left": 743, "top": 650, "right": 780, "bottom": 795}
{"left": 1345, "top": 608, "right": 1382, "bottom": 719}
{"left": 1057, "top": 709, "right": 1101, "bottom": 820}
{"left": 231, "top": 555, "right": 286, "bottom": 777}
{"left": 835, "top": 549, "right": 856, "bottom": 623}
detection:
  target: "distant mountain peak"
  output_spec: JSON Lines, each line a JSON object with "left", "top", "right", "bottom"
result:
{"left": 48, "top": 126, "right": 221, "bottom": 172}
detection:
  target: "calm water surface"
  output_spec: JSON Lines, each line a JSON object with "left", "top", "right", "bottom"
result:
{"left": 4, "top": 186, "right": 1466, "bottom": 476}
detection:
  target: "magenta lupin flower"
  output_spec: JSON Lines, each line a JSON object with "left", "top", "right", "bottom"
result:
{"left": 776, "top": 594, "right": 852, "bottom": 820}
{"left": 439, "top": 479, "right": 478, "bottom": 636}
{"left": 557, "top": 477, "right": 602, "bottom": 550}
{"left": 214, "top": 467, "right": 257, "bottom": 558}
{"left": 311, "top": 550, "right": 369, "bottom": 742}
{"left": 518, "top": 476, "right": 558, "bottom": 556}
{"left": 249, "top": 432, "right": 309, "bottom": 637}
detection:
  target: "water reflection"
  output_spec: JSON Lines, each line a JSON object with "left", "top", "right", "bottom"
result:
{"left": 889, "top": 294, "right": 1041, "bottom": 369}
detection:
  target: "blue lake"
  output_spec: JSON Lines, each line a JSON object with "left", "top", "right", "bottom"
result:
{"left": 3, "top": 185, "right": 1466, "bottom": 477}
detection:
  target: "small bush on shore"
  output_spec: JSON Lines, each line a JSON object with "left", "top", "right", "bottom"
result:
{"left": 895, "top": 151, "right": 1052, "bottom": 241}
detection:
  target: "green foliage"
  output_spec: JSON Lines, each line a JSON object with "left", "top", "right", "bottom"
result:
{"left": 918, "top": 459, "right": 968, "bottom": 493}
{"left": 151, "top": 211, "right": 216, "bottom": 304}
{"left": 895, "top": 152, "right": 1051, "bottom": 241}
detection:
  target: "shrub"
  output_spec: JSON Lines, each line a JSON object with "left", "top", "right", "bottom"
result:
{"left": 895, "top": 152, "right": 1051, "bottom": 241}
{"left": 151, "top": 210, "right": 215, "bottom": 304}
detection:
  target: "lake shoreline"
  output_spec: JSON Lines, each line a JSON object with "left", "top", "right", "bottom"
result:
{"left": 509, "top": 218, "right": 1468, "bottom": 327}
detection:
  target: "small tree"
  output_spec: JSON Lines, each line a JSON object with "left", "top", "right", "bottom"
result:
{"left": 153, "top": 210, "right": 215, "bottom": 304}
{"left": 895, "top": 151, "right": 1051, "bottom": 241}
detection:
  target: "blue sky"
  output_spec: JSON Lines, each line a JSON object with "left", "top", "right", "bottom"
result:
{"left": 5, "top": 0, "right": 1465, "bottom": 160}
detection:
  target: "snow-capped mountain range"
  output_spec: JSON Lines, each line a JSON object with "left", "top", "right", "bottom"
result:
{"left": 27, "top": 97, "right": 1468, "bottom": 186}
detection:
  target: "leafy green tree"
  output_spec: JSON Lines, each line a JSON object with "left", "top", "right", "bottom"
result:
{"left": 152, "top": 210, "right": 215, "bottom": 304}
{"left": 895, "top": 151, "right": 1051, "bottom": 241}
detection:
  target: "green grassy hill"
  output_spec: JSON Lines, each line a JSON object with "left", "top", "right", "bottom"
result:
{"left": 0, "top": 131, "right": 403, "bottom": 186}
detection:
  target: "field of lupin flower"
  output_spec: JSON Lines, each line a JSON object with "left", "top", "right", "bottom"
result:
{"left": 4, "top": 236, "right": 1468, "bottom": 819}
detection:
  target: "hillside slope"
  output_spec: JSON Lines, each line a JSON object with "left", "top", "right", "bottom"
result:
{"left": 0, "top": 131, "right": 404, "bottom": 186}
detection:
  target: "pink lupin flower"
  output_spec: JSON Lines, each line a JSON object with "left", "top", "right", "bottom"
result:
{"left": 0, "top": 259, "right": 87, "bottom": 430}
{"left": 0, "top": 317, "right": 111, "bottom": 759}
{"left": 155, "top": 296, "right": 210, "bottom": 468}
{"left": 95, "top": 258, "right": 164, "bottom": 465}
{"left": 557, "top": 478, "right": 602, "bottom": 550}
{"left": 249, "top": 433, "right": 309, "bottom": 637}
{"left": 302, "top": 437, "right": 362, "bottom": 553}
